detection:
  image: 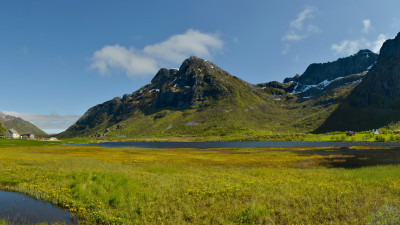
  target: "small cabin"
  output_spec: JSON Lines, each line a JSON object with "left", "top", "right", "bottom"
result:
{"left": 6, "top": 129, "right": 20, "bottom": 139}
{"left": 21, "top": 133, "right": 35, "bottom": 139}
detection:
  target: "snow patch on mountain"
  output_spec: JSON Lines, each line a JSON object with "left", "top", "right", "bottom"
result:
{"left": 290, "top": 76, "right": 345, "bottom": 94}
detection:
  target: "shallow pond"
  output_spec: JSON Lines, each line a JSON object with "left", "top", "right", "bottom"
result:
{"left": 294, "top": 147, "right": 400, "bottom": 168}
{"left": 0, "top": 190, "right": 76, "bottom": 224}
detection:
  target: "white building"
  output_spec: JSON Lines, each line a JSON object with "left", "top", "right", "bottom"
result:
{"left": 21, "top": 133, "right": 35, "bottom": 139}
{"left": 6, "top": 129, "right": 20, "bottom": 139}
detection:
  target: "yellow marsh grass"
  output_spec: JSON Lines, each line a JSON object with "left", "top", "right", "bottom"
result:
{"left": 0, "top": 145, "right": 400, "bottom": 224}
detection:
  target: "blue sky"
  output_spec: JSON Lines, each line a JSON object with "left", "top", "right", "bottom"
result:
{"left": 1, "top": 0, "right": 400, "bottom": 134}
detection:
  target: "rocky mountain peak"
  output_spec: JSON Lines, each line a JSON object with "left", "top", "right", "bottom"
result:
{"left": 356, "top": 49, "right": 375, "bottom": 56}
{"left": 59, "top": 56, "right": 263, "bottom": 138}
{"left": 179, "top": 56, "right": 218, "bottom": 72}
{"left": 150, "top": 68, "right": 179, "bottom": 89}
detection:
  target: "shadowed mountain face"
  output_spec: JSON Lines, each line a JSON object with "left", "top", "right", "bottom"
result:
{"left": 317, "top": 32, "right": 400, "bottom": 132}
{"left": 0, "top": 112, "right": 47, "bottom": 136}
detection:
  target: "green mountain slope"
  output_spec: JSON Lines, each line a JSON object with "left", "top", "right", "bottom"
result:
{"left": 59, "top": 56, "right": 363, "bottom": 139}
{"left": 0, "top": 112, "right": 48, "bottom": 136}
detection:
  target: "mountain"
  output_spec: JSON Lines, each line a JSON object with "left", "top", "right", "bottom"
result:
{"left": 59, "top": 56, "right": 281, "bottom": 138}
{"left": 60, "top": 54, "right": 366, "bottom": 139}
{"left": 0, "top": 111, "right": 48, "bottom": 136}
{"left": 317, "top": 32, "right": 400, "bottom": 132}
{"left": 283, "top": 49, "right": 377, "bottom": 98}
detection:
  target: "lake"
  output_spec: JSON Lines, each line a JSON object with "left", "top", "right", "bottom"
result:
{"left": 89, "top": 141, "right": 400, "bottom": 169}
{"left": 92, "top": 141, "right": 400, "bottom": 148}
{"left": 0, "top": 190, "right": 76, "bottom": 224}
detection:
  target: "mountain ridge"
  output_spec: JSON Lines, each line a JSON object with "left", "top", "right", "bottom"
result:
{"left": 58, "top": 32, "right": 400, "bottom": 138}
{"left": 0, "top": 112, "right": 48, "bottom": 136}
{"left": 59, "top": 52, "right": 368, "bottom": 139}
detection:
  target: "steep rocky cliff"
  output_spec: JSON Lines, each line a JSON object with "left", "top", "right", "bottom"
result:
{"left": 284, "top": 49, "right": 377, "bottom": 97}
{"left": 317, "top": 32, "right": 400, "bottom": 132}
{"left": 299, "top": 50, "right": 377, "bottom": 85}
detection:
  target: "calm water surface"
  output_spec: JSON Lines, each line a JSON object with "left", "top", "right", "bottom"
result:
{"left": 91, "top": 141, "right": 400, "bottom": 168}
{"left": 93, "top": 141, "right": 400, "bottom": 148}
{"left": 0, "top": 190, "right": 76, "bottom": 224}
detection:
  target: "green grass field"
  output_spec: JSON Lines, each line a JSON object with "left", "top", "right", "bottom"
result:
{"left": 1, "top": 140, "right": 400, "bottom": 224}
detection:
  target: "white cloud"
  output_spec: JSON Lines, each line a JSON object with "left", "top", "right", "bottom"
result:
{"left": 289, "top": 8, "right": 314, "bottom": 30}
{"left": 330, "top": 34, "right": 388, "bottom": 55}
{"left": 282, "top": 33, "right": 303, "bottom": 41}
{"left": 90, "top": 29, "right": 224, "bottom": 79}
{"left": 362, "top": 19, "right": 371, "bottom": 33}
{"left": 281, "top": 7, "right": 320, "bottom": 55}
{"left": 143, "top": 29, "right": 223, "bottom": 64}
{"left": 1, "top": 110, "right": 80, "bottom": 134}
{"left": 90, "top": 45, "right": 158, "bottom": 78}
{"left": 282, "top": 7, "right": 320, "bottom": 42}
{"left": 372, "top": 34, "right": 388, "bottom": 53}
{"left": 330, "top": 40, "right": 364, "bottom": 55}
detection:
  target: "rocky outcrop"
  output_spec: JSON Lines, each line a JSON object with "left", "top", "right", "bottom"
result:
{"left": 257, "top": 81, "right": 295, "bottom": 96}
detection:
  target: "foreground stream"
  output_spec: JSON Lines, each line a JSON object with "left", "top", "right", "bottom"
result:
{"left": 0, "top": 190, "right": 76, "bottom": 224}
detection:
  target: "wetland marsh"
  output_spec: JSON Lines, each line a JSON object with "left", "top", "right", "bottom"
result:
{"left": 1, "top": 140, "right": 400, "bottom": 224}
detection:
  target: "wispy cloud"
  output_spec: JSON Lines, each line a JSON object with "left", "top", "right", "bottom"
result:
{"left": 1, "top": 110, "right": 80, "bottom": 134}
{"left": 282, "top": 7, "right": 320, "bottom": 54}
{"left": 282, "top": 7, "right": 320, "bottom": 41}
{"left": 362, "top": 19, "right": 371, "bottom": 33}
{"left": 143, "top": 29, "right": 223, "bottom": 64}
{"left": 330, "top": 34, "right": 388, "bottom": 55}
{"left": 90, "top": 29, "right": 224, "bottom": 79}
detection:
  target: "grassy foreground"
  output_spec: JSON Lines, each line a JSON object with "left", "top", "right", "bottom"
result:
{"left": 1, "top": 141, "right": 400, "bottom": 224}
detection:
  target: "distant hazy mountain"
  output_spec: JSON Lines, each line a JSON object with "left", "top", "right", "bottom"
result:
{"left": 0, "top": 111, "right": 47, "bottom": 136}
